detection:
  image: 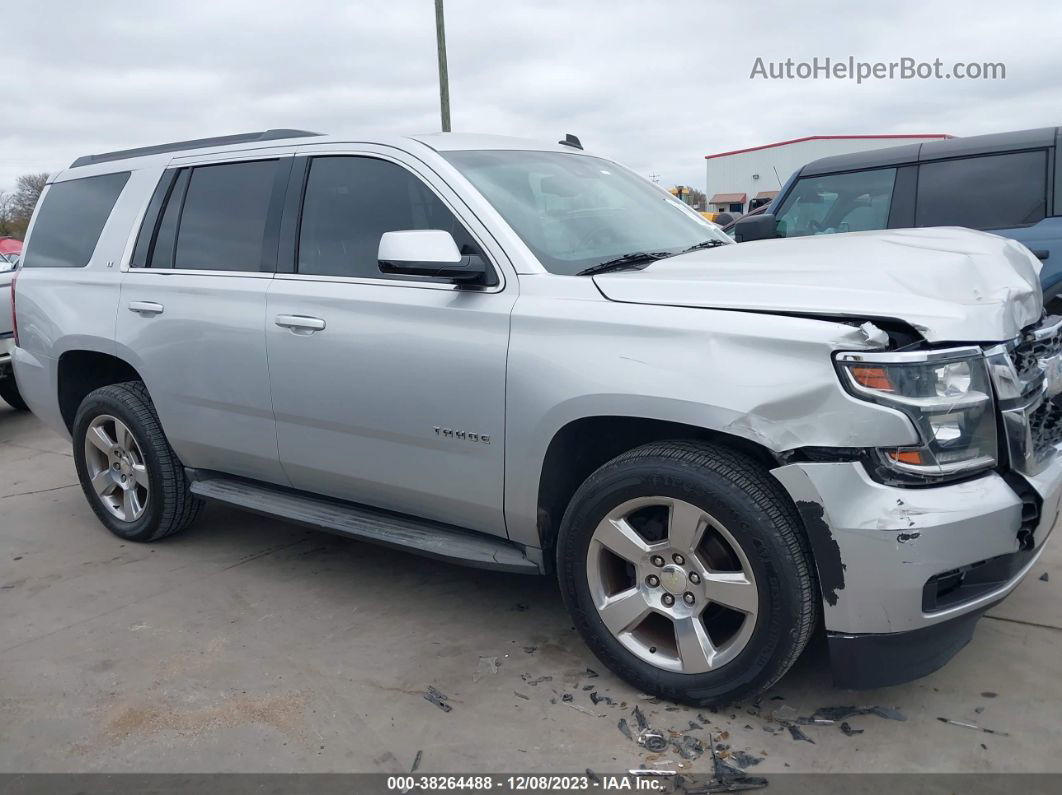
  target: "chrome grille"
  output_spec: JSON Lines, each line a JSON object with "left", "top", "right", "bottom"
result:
{"left": 990, "top": 315, "right": 1062, "bottom": 473}
{"left": 1013, "top": 322, "right": 1062, "bottom": 382}
{"left": 1030, "top": 398, "right": 1062, "bottom": 459}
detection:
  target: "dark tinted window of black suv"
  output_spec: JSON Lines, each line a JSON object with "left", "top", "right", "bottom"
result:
{"left": 916, "top": 150, "right": 1047, "bottom": 229}
{"left": 173, "top": 159, "right": 277, "bottom": 271}
{"left": 22, "top": 172, "right": 130, "bottom": 268}
{"left": 297, "top": 156, "right": 480, "bottom": 279}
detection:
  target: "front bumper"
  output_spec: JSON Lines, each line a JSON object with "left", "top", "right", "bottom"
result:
{"left": 772, "top": 458, "right": 1058, "bottom": 687}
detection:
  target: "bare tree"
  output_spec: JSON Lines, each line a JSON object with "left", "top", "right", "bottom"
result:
{"left": 0, "top": 190, "right": 12, "bottom": 237}
{"left": 10, "top": 173, "right": 49, "bottom": 225}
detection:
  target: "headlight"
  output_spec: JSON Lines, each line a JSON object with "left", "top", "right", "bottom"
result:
{"left": 836, "top": 347, "right": 997, "bottom": 483}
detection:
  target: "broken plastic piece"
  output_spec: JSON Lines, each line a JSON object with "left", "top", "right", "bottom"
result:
{"left": 840, "top": 722, "right": 863, "bottom": 737}
{"left": 787, "top": 724, "right": 815, "bottom": 744}
{"left": 639, "top": 729, "right": 668, "bottom": 753}
{"left": 423, "top": 686, "right": 452, "bottom": 712}
{"left": 632, "top": 705, "right": 649, "bottom": 731}
{"left": 936, "top": 717, "right": 1010, "bottom": 736}
{"left": 772, "top": 704, "right": 798, "bottom": 722}
{"left": 730, "top": 750, "right": 762, "bottom": 768}
{"left": 859, "top": 321, "right": 890, "bottom": 348}
{"left": 672, "top": 735, "right": 704, "bottom": 760}
{"left": 473, "top": 655, "right": 499, "bottom": 682}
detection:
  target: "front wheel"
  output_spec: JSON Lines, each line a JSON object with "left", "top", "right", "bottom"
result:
{"left": 72, "top": 381, "right": 202, "bottom": 542}
{"left": 556, "top": 441, "right": 817, "bottom": 705}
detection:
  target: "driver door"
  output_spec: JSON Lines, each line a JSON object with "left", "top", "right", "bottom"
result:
{"left": 264, "top": 150, "right": 516, "bottom": 537}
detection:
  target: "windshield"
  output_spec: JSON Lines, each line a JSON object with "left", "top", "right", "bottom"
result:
{"left": 442, "top": 150, "right": 729, "bottom": 275}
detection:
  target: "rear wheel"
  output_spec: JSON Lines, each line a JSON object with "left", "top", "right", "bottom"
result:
{"left": 73, "top": 381, "right": 202, "bottom": 541}
{"left": 557, "top": 440, "right": 817, "bottom": 705}
{"left": 0, "top": 373, "right": 28, "bottom": 410}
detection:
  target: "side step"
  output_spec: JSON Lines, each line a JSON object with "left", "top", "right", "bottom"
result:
{"left": 189, "top": 475, "right": 540, "bottom": 575}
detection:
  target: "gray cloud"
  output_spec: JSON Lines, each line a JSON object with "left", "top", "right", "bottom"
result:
{"left": 2, "top": 0, "right": 1060, "bottom": 192}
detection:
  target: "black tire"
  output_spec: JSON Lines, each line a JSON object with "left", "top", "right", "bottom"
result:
{"left": 72, "top": 381, "right": 203, "bottom": 542}
{"left": 556, "top": 440, "right": 817, "bottom": 705}
{"left": 0, "top": 373, "right": 28, "bottom": 411}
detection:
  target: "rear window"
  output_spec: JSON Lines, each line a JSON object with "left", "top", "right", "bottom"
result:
{"left": 915, "top": 150, "right": 1047, "bottom": 230}
{"left": 173, "top": 160, "right": 277, "bottom": 271}
{"left": 22, "top": 172, "right": 130, "bottom": 268}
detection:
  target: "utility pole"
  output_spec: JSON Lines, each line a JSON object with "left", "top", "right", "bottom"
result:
{"left": 434, "top": 0, "right": 451, "bottom": 132}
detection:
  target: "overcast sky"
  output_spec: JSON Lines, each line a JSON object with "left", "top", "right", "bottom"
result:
{"left": 3, "top": 0, "right": 1060, "bottom": 194}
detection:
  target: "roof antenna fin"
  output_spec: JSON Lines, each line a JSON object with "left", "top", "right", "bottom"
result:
{"left": 559, "top": 133, "right": 583, "bottom": 150}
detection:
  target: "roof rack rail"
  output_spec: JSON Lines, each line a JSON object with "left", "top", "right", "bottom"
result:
{"left": 70, "top": 129, "right": 323, "bottom": 168}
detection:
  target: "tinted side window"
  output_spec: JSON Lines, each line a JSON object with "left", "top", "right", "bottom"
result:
{"left": 173, "top": 160, "right": 277, "bottom": 271}
{"left": 297, "top": 156, "right": 480, "bottom": 279}
{"left": 148, "top": 170, "right": 190, "bottom": 269}
{"left": 915, "top": 150, "right": 1047, "bottom": 229}
{"left": 774, "top": 168, "right": 896, "bottom": 238}
{"left": 22, "top": 172, "right": 130, "bottom": 268}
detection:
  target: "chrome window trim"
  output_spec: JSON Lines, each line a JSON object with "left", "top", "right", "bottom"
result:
{"left": 122, "top": 268, "right": 275, "bottom": 280}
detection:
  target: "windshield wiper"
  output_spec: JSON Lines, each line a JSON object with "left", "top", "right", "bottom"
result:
{"left": 576, "top": 251, "right": 673, "bottom": 277}
{"left": 683, "top": 239, "right": 729, "bottom": 253}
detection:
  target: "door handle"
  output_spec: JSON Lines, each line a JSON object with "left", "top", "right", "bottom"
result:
{"left": 275, "top": 314, "right": 326, "bottom": 333}
{"left": 128, "top": 301, "right": 164, "bottom": 315}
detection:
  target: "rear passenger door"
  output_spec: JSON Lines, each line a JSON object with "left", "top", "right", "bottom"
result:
{"left": 116, "top": 154, "right": 291, "bottom": 484}
{"left": 264, "top": 149, "right": 515, "bottom": 537}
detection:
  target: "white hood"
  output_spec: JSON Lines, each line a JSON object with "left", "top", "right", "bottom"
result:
{"left": 593, "top": 228, "right": 1042, "bottom": 343}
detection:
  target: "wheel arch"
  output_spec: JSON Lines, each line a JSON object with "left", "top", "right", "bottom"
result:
{"left": 534, "top": 415, "right": 782, "bottom": 564}
{"left": 57, "top": 350, "right": 144, "bottom": 433}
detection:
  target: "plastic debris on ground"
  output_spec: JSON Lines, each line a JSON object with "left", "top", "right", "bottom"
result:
{"left": 729, "top": 749, "right": 763, "bottom": 768}
{"left": 423, "top": 686, "right": 452, "bottom": 712}
{"left": 472, "top": 656, "right": 498, "bottom": 682}
{"left": 1040, "top": 572, "right": 1049, "bottom": 582}
{"left": 410, "top": 750, "right": 422, "bottom": 773}
{"left": 840, "top": 722, "right": 863, "bottom": 737}
{"left": 936, "top": 717, "right": 1010, "bottom": 736}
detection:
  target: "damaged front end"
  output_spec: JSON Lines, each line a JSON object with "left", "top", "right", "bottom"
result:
{"left": 771, "top": 315, "right": 1062, "bottom": 689}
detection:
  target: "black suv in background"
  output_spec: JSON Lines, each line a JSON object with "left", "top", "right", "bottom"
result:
{"left": 736, "top": 127, "right": 1062, "bottom": 310}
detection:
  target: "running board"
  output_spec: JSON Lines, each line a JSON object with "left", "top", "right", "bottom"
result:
{"left": 189, "top": 475, "right": 540, "bottom": 574}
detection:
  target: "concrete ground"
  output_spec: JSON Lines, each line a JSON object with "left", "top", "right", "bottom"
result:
{"left": 1, "top": 405, "right": 1060, "bottom": 775}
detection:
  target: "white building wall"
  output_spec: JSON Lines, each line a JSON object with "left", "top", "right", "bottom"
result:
{"left": 704, "top": 136, "right": 948, "bottom": 213}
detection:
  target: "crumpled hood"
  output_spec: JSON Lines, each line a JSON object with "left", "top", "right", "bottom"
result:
{"left": 593, "top": 227, "right": 1042, "bottom": 343}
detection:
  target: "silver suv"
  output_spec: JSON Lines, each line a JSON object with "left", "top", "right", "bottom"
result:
{"left": 12, "top": 129, "right": 1059, "bottom": 704}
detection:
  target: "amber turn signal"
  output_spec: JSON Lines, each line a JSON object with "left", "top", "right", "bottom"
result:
{"left": 850, "top": 365, "right": 894, "bottom": 391}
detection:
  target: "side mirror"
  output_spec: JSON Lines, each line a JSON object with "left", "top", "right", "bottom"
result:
{"left": 734, "top": 213, "right": 778, "bottom": 243}
{"left": 378, "top": 230, "right": 491, "bottom": 285}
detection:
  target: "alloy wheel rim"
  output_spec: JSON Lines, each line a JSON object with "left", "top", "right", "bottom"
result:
{"left": 83, "top": 415, "right": 149, "bottom": 522}
{"left": 586, "top": 496, "right": 758, "bottom": 674}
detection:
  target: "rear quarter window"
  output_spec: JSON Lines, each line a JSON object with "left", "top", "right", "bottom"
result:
{"left": 915, "top": 150, "right": 1047, "bottom": 230}
{"left": 22, "top": 172, "right": 130, "bottom": 268}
